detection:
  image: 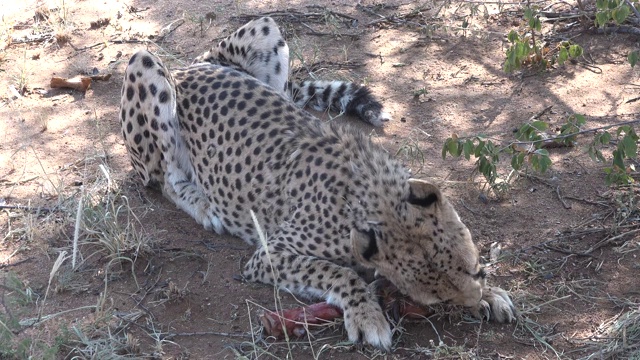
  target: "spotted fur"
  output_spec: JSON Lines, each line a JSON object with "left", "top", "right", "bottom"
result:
{"left": 119, "top": 22, "right": 516, "bottom": 351}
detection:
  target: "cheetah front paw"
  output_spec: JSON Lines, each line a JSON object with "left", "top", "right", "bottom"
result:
{"left": 343, "top": 300, "right": 392, "bottom": 351}
{"left": 193, "top": 202, "right": 224, "bottom": 234}
{"left": 471, "top": 286, "right": 517, "bottom": 323}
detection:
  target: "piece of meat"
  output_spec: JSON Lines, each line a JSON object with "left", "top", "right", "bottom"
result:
{"left": 260, "top": 278, "right": 434, "bottom": 339}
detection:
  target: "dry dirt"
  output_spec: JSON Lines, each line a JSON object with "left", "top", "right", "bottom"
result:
{"left": 1, "top": 1, "right": 639, "bottom": 359}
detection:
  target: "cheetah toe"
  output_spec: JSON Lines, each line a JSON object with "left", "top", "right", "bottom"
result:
{"left": 192, "top": 203, "right": 224, "bottom": 234}
{"left": 471, "top": 286, "right": 517, "bottom": 323}
{"left": 202, "top": 209, "right": 224, "bottom": 234}
{"left": 343, "top": 301, "right": 392, "bottom": 351}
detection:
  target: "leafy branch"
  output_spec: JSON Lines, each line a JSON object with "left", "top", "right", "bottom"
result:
{"left": 442, "top": 116, "right": 640, "bottom": 192}
{"left": 503, "top": 7, "right": 584, "bottom": 72}
{"left": 594, "top": 0, "right": 640, "bottom": 66}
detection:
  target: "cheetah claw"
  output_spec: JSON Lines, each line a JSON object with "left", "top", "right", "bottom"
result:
{"left": 470, "top": 286, "right": 517, "bottom": 323}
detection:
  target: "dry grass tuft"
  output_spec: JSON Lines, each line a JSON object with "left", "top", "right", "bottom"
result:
{"left": 576, "top": 307, "right": 640, "bottom": 359}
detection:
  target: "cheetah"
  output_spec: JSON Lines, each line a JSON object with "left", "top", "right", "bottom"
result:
{"left": 120, "top": 17, "right": 516, "bottom": 350}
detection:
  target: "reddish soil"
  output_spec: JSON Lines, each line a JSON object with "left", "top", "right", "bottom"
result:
{"left": 1, "top": 1, "right": 639, "bottom": 359}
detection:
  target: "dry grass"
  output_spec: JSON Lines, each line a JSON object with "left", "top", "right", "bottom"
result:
{"left": 574, "top": 307, "right": 640, "bottom": 360}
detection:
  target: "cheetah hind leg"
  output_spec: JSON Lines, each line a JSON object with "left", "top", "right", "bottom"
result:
{"left": 193, "top": 17, "right": 290, "bottom": 96}
{"left": 122, "top": 50, "right": 224, "bottom": 234}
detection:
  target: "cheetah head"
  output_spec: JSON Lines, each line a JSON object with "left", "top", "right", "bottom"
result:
{"left": 351, "top": 179, "right": 485, "bottom": 308}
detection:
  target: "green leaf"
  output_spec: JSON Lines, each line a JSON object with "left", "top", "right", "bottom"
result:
{"left": 629, "top": 51, "right": 639, "bottom": 67}
{"left": 533, "top": 148, "right": 550, "bottom": 156}
{"left": 507, "top": 30, "right": 519, "bottom": 43}
{"left": 455, "top": 141, "right": 464, "bottom": 157}
{"left": 588, "top": 146, "right": 596, "bottom": 161}
{"left": 617, "top": 125, "right": 631, "bottom": 136}
{"left": 612, "top": 149, "right": 625, "bottom": 169}
{"left": 599, "top": 131, "right": 612, "bottom": 144}
{"left": 558, "top": 47, "right": 569, "bottom": 65}
{"left": 572, "top": 113, "right": 586, "bottom": 126}
{"left": 511, "top": 152, "right": 526, "bottom": 170}
{"left": 539, "top": 155, "right": 552, "bottom": 172}
{"left": 533, "top": 17, "right": 542, "bottom": 32}
{"left": 475, "top": 140, "right": 485, "bottom": 157}
{"left": 588, "top": 146, "right": 606, "bottom": 162}
{"left": 485, "top": 141, "right": 496, "bottom": 155}
{"left": 621, "top": 134, "right": 638, "bottom": 158}
{"left": 596, "top": 10, "right": 610, "bottom": 26}
{"left": 448, "top": 139, "right": 459, "bottom": 157}
{"left": 568, "top": 44, "right": 583, "bottom": 58}
{"left": 463, "top": 140, "right": 474, "bottom": 160}
{"left": 524, "top": 8, "right": 533, "bottom": 21}
{"left": 478, "top": 156, "right": 488, "bottom": 174}
{"left": 442, "top": 141, "right": 449, "bottom": 159}
{"left": 612, "top": 5, "right": 631, "bottom": 24}
{"left": 609, "top": 0, "right": 620, "bottom": 10}
{"left": 530, "top": 120, "right": 549, "bottom": 131}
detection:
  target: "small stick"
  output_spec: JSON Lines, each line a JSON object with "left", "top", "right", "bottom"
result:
{"left": 529, "top": 105, "right": 553, "bottom": 121}
{"left": 0, "top": 258, "right": 32, "bottom": 269}
{"left": 555, "top": 186, "right": 571, "bottom": 209}
{"left": 0, "top": 205, "right": 56, "bottom": 213}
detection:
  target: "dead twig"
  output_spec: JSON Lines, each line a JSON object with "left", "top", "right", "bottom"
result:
{"left": 596, "top": 25, "right": 640, "bottom": 36}
{"left": 0, "top": 205, "right": 56, "bottom": 213}
{"left": 556, "top": 186, "right": 572, "bottom": 209}
{"left": 156, "top": 18, "right": 185, "bottom": 43}
{"left": 460, "top": 199, "right": 479, "bottom": 215}
{"left": 542, "top": 244, "right": 594, "bottom": 257}
{"left": 582, "top": 228, "right": 640, "bottom": 254}
{"left": 290, "top": 60, "right": 364, "bottom": 78}
{"left": 10, "top": 33, "right": 54, "bottom": 44}
{"left": 0, "top": 176, "right": 39, "bottom": 186}
{"left": 357, "top": 3, "right": 429, "bottom": 28}
{"left": 522, "top": 174, "right": 572, "bottom": 209}
{"left": 232, "top": 6, "right": 357, "bottom": 25}
{"left": 529, "top": 105, "right": 553, "bottom": 121}
{"left": 299, "top": 22, "right": 363, "bottom": 38}
{"left": 70, "top": 38, "right": 144, "bottom": 53}
{"left": 167, "top": 330, "right": 253, "bottom": 339}
{"left": 563, "top": 195, "right": 611, "bottom": 207}
{"left": 0, "top": 258, "right": 32, "bottom": 269}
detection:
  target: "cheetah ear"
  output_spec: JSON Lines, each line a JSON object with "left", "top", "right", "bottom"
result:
{"left": 407, "top": 179, "right": 441, "bottom": 207}
{"left": 351, "top": 228, "right": 381, "bottom": 266}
